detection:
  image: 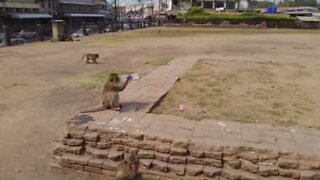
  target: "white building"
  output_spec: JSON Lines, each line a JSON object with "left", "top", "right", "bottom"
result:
{"left": 165, "top": 0, "right": 249, "bottom": 12}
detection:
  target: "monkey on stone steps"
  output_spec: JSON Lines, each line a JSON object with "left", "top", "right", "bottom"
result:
{"left": 78, "top": 73, "right": 130, "bottom": 114}
{"left": 116, "top": 154, "right": 140, "bottom": 180}
{"left": 80, "top": 53, "right": 99, "bottom": 64}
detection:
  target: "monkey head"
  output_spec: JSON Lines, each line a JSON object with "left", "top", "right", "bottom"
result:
{"left": 108, "top": 73, "right": 120, "bottom": 83}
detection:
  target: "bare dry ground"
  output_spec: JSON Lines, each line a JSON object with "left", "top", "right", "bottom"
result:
{"left": 153, "top": 59, "right": 320, "bottom": 128}
{"left": 0, "top": 27, "right": 320, "bottom": 180}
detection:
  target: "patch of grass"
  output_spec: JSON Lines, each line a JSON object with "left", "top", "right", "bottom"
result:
{"left": 144, "top": 57, "right": 172, "bottom": 66}
{"left": 76, "top": 70, "right": 130, "bottom": 89}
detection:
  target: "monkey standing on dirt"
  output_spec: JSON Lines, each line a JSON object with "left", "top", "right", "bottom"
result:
{"left": 79, "top": 73, "right": 130, "bottom": 113}
{"left": 116, "top": 154, "right": 140, "bottom": 180}
{"left": 80, "top": 53, "right": 99, "bottom": 64}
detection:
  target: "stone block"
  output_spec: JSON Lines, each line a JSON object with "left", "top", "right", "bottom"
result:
{"left": 259, "top": 153, "right": 279, "bottom": 163}
{"left": 258, "top": 165, "right": 279, "bottom": 176}
{"left": 71, "top": 164, "right": 84, "bottom": 171}
{"left": 96, "top": 142, "right": 111, "bottom": 149}
{"left": 279, "top": 169, "right": 300, "bottom": 179}
{"left": 241, "top": 160, "right": 258, "bottom": 173}
{"left": 170, "top": 147, "right": 188, "bottom": 156}
{"left": 137, "top": 150, "right": 154, "bottom": 159}
{"left": 155, "top": 152, "right": 170, "bottom": 162}
{"left": 53, "top": 144, "right": 66, "bottom": 155}
{"left": 140, "top": 159, "right": 153, "bottom": 169}
{"left": 240, "top": 171, "right": 260, "bottom": 180}
{"left": 204, "top": 151, "right": 223, "bottom": 160}
{"left": 224, "top": 157, "right": 241, "bottom": 169}
{"left": 88, "top": 158, "right": 104, "bottom": 168}
{"left": 111, "top": 138, "right": 126, "bottom": 145}
{"left": 222, "top": 168, "right": 241, "bottom": 180}
{"left": 240, "top": 151, "right": 258, "bottom": 164}
{"left": 102, "top": 169, "right": 116, "bottom": 177}
{"left": 124, "top": 147, "right": 139, "bottom": 155}
{"left": 190, "top": 150, "right": 205, "bottom": 158}
{"left": 125, "top": 139, "right": 140, "bottom": 148}
{"left": 168, "top": 164, "right": 186, "bottom": 176}
{"left": 155, "top": 143, "right": 171, "bottom": 153}
{"left": 68, "top": 155, "right": 89, "bottom": 165}
{"left": 84, "top": 132, "right": 100, "bottom": 142}
{"left": 69, "top": 130, "right": 85, "bottom": 139}
{"left": 173, "top": 139, "right": 189, "bottom": 149}
{"left": 103, "top": 159, "right": 121, "bottom": 171}
{"left": 169, "top": 156, "right": 187, "bottom": 164}
{"left": 186, "top": 164, "right": 203, "bottom": 176}
{"left": 84, "top": 166, "right": 102, "bottom": 174}
{"left": 299, "top": 160, "right": 320, "bottom": 170}
{"left": 152, "top": 160, "right": 168, "bottom": 172}
{"left": 204, "top": 158, "right": 222, "bottom": 168}
{"left": 128, "top": 131, "right": 143, "bottom": 140}
{"left": 300, "top": 170, "right": 320, "bottom": 180}
{"left": 62, "top": 138, "right": 84, "bottom": 146}
{"left": 278, "top": 157, "right": 298, "bottom": 169}
{"left": 65, "top": 146, "right": 83, "bottom": 155}
{"left": 87, "top": 148, "right": 108, "bottom": 158}
{"left": 203, "top": 166, "right": 222, "bottom": 178}
{"left": 114, "top": 145, "right": 125, "bottom": 151}
{"left": 138, "top": 141, "right": 157, "bottom": 151}
{"left": 59, "top": 157, "right": 71, "bottom": 168}
{"left": 187, "top": 156, "right": 204, "bottom": 165}
{"left": 108, "top": 150, "right": 124, "bottom": 161}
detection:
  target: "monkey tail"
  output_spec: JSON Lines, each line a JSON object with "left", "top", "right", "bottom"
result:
{"left": 79, "top": 106, "right": 108, "bottom": 113}
{"left": 80, "top": 54, "right": 86, "bottom": 62}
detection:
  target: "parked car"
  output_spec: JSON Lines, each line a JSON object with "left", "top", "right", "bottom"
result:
{"left": 0, "top": 38, "right": 5, "bottom": 47}
{"left": 72, "top": 28, "right": 94, "bottom": 38}
{"left": 11, "top": 37, "right": 26, "bottom": 45}
{"left": 215, "top": 7, "right": 225, "bottom": 12}
{"left": 16, "top": 30, "right": 38, "bottom": 40}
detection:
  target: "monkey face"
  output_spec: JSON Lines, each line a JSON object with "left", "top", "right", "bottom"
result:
{"left": 108, "top": 73, "right": 120, "bottom": 83}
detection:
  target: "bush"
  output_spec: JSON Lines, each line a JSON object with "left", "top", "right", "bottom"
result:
{"left": 177, "top": 10, "right": 295, "bottom": 24}
{"left": 187, "top": 7, "right": 206, "bottom": 15}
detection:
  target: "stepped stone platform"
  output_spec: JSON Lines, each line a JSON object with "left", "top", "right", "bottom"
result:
{"left": 53, "top": 55, "right": 320, "bottom": 180}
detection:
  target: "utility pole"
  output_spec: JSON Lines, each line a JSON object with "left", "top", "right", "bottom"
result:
{"left": 114, "top": 0, "right": 117, "bottom": 21}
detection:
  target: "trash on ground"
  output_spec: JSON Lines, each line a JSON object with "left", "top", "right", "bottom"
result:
{"left": 178, "top": 104, "right": 185, "bottom": 112}
{"left": 218, "top": 121, "right": 226, "bottom": 127}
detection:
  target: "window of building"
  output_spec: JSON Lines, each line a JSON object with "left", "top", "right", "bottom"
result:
{"left": 226, "top": 1, "right": 235, "bottom": 9}
{"left": 203, "top": 1, "right": 213, "bottom": 9}
{"left": 192, "top": 1, "right": 202, "bottom": 7}
{"left": 215, "top": 1, "right": 224, "bottom": 8}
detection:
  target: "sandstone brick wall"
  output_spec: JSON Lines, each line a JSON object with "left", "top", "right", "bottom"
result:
{"left": 53, "top": 122, "right": 320, "bottom": 180}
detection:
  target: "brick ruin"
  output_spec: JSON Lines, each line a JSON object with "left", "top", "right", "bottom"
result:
{"left": 52, "top": 112, "right": 320, "bottom": 180}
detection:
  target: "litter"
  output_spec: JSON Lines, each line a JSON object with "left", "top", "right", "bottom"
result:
{"left": 178, "top": 104, "right": 185, "bottom": 111}
{"left": 129, "top": 73, "right": 140, "bottom": 80}
{"left": 218, "top": 121, "right": 226, "bottom": 127}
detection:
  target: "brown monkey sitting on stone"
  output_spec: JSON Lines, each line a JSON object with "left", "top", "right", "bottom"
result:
{"left": 79, "top": 73, "right": 130, "bottom": 113}
{"left": 116, "top": 154, "right": 140, "bottom": 180}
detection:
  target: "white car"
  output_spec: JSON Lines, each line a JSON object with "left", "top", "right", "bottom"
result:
{"left": 215, "top": 7, "right": 225, "bottom": 12}
{"left": 72, "top": 28, "right": 94, "bottom": 38}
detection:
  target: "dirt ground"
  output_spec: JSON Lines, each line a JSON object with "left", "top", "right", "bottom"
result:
{"left": 0, "top": 27, "right": 320, "bottom": 180}
{"left": 153, "top": 59, "right": 320, "bottom": 128}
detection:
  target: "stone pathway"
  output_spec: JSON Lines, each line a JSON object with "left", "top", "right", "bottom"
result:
{"left": 120, "top": 55, "right": 201, "bottom": 113}
{"left": 59, "top": 54, "right": 320, "bottom": 179}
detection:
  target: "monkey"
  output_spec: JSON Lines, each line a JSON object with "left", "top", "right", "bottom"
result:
{"left": 80, "top": 53, "right": 99, "bottom": 64}
{"left": 78, "top": 73, "right": 130, "bottom": 114}
{"left": 115, "top": 154, "right": 140, "bottom": 180}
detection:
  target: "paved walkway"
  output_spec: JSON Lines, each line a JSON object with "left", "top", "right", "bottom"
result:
{"left": 120, "top": 55, "right": 202, "bottom": 113}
